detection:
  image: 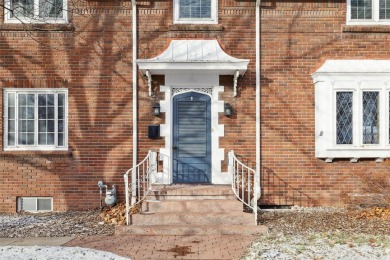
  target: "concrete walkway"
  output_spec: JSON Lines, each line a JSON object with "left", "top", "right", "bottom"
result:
{"left": 0, "top": 234, "right": 257, "bottom": 260}
{"left": 0, "top": 237, "right": 74, "bottom": 246}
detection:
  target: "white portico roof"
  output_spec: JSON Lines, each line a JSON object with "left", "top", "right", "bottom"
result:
{"left": 137, "top": 40, "right": 250, "bottom": 75}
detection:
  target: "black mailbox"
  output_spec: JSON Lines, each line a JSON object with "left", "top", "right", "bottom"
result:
{"left": 148, "top": 125, "right": 160, "bottom": 139}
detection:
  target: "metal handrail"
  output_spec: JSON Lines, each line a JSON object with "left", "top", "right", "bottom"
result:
{"left": 124, "top": 150, "right": 157, "bottom": 225}
{"left": 228, "top": 150, "right": 258, "bottom": 225}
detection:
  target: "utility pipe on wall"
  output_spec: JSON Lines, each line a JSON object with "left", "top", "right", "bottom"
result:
{"left": 131, "top": 0, "right": 137, "bottom": 206}
{"left": 254, "top": 0, "right": 262, "bottom": 224}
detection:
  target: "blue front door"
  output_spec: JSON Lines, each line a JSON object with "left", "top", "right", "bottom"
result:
{"left": 173, "top": 92, "right": 211, "bottom": 183}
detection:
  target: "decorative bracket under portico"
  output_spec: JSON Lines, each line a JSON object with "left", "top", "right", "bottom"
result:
{"left": 145, "top": 70, "right": 152, "bottom": 96}
{"left": 233, "top": 70, "right": 239, "bottom": 97}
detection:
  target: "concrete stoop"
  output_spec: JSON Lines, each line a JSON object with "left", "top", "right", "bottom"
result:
{"left": 115, "top": 185, "right": 268, "bottom": 236}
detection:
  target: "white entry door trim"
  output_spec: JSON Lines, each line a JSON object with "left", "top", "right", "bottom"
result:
{"left": 154, "top": 83, "right": 229, "bottom": 184}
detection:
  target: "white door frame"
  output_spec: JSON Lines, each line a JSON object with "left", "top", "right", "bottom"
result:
{"left": 151, "top": 73, "right": 230, "bottom": 184}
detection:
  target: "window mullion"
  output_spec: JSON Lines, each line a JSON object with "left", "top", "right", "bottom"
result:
{"left": 55, "top": 93, "right": 58, "bottom": 148}
{"left": 379, "top": 89, "right": 386, "bottom": 146}
{"left": 34, "top": 0, "right": 39, "bottom": 18}
{"left": 15, "top": 94, "right": 19, "bottom": 147}
{"left": 34, "top": 93, "right": 38, "bottom": 146}
{"left": 373, "top": 0, "right": 379, "bottom": 21}
{"left": 65, "top": 92, "right": 68, "bottom": 148}
{"left": 4, "top": 92, "right": 8, "bottom": 148}
{"left": 354, "top": 88, "right": 360, "bottom": 147}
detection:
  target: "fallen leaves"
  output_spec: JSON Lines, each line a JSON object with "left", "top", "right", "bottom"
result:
{"left": 356, "top": 207, "right": 390, "bottom": 219}
{"left": 0, "top": 210, "right": 115, "bottom": 237}
{"left": 259, "top": 208, "right": 390, "bottom": 236}
{"left": 100, "top": 203, "right": 139, "bottom": 225}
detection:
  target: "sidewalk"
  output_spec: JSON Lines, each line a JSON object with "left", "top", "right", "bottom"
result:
{"left": 0, "top": 237, "right": 74, "bottom": 246}
{"left": 0, "top": 234, "right": 257, "bottom": 260}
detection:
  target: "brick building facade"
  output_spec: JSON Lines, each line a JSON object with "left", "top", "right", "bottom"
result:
{"left": 1, "top": 0, "right": 390, "bottom": 212}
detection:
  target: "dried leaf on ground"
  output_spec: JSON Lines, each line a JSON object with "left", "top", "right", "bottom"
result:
{"left": 356, "top": 207, "right": 390, "bottom": 219}
{"left": 101, "top": 203, "right": 139, "bottom": 225}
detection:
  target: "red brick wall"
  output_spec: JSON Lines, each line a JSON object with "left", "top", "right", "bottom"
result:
{"left": 0, "top": 0, "right": 134, "bottom": 212}
{"left": 259, "top": 0, "right": 390, "bottom": 206}
{"left": 1, "top": 0, "right": 389, "bottom": 212}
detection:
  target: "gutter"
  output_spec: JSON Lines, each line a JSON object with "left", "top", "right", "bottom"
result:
{"left": 131, "top": 0, "right": 137, "bottom": 205}
{"left": 255, "top": 0, "right": 262, "bottom": 223}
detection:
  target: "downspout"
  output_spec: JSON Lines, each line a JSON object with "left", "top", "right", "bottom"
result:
{"left": 131, "top": 0, "right": 137, "bottom": 206}
{"left": 254, "top": 0, "right": 261, "bottom": 224}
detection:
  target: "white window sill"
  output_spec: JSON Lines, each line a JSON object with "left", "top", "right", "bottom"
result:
{"left": 4, "top": 147, "right": 69, "bottom": 152}
{"left": 316, "top": 149, "right": 390, "bottom": 160}
{"left": 346, "top": 21, "right": 390, "bottom": 26}
{"left": 173, "top": 19, "right": 218, "bottom": 25}
{"left": 0, "top": 23, "right": 74, "bottom": 31}
{"left": 4, "top": 15, "right": 68, "bottom": 24}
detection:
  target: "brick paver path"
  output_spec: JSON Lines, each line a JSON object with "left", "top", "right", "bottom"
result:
{"left": 65, "top": 234, "right": 256, "bottom": 260}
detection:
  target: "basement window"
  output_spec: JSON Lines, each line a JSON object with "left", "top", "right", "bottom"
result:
{"left": 17, "top": 197, "right": 53, "bottom": 212}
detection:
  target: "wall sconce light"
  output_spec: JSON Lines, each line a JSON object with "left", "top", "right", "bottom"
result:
{"left": 153, "top": 103, "right": 161, "bottom": 116}
{"left": 224, "top": 103, "right": 233, "bottom": 117}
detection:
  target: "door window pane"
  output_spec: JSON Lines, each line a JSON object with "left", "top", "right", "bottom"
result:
{"left": 336, "top": 92, "right": 353, "bottom": 144}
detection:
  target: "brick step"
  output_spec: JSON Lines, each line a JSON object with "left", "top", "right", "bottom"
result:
{"left": 141, "top": 199, "right": 243, "bottom": 213}
{"left": 150, "top": 184, "right": 235, "bottom": 196}
{"left": 116, "top": 224, "right": 268, "bottom": 236}
{"left": 130, "top": 212, "right": 254, "bottom": 226}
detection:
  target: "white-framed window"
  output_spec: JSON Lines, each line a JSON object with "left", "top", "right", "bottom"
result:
{"left": 173, "top": 0, "right": 217, "bottom": 24}
{"left": 4, "top": 0, "right": 68, "bottom": 24}
{"left": 312, "top": 60, "right": 390, "bottom": 160}
{"left": 17, "top": 197, "right": 53, "bottom": 212}
{"left": 334, "top": 89, "right": 382, "bottom": 146}
{"left": 347, "top": 0, "right": 390, "bottom": 25}
{"left": 3, "top": 89, "right": 68, "bottom": 151}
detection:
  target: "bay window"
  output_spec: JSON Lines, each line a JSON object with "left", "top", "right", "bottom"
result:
{"left": 312, "top": 60, "right": 390, "bottom": 161}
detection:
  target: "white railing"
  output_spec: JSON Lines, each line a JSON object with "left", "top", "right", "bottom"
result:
{"left": 124, "top": 150, "right": 157, "bottom": 225}
{"left": 228, "top": 150, "right": 259, "bottom": 225}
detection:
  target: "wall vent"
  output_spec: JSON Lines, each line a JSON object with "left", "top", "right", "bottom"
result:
{"left": 17, "top": 197, "right": 53, "bottom": 212}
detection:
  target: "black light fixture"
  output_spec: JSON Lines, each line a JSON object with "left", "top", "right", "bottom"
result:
{"left": 224, "top": 103, "right": 233, "bottom": 117}
{"left": 153, "top": 103, "right": 161, "bottom": 116}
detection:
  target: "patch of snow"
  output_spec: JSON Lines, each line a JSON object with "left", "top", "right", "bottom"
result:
{"left": 0, "top": 246, "right": 130, "bottom": 260}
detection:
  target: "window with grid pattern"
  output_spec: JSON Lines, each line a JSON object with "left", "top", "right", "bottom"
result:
{"left": 348, "top": 0, "right": 390, "bottom": 24}
{"left": 4, "top": 89, "right": 68, "bottom": 150}
{"left": 174, "top": 0, "right": 217, "bottom": 24}
{"left": 4, "top": 0, "right": 67, "bottom": 23}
